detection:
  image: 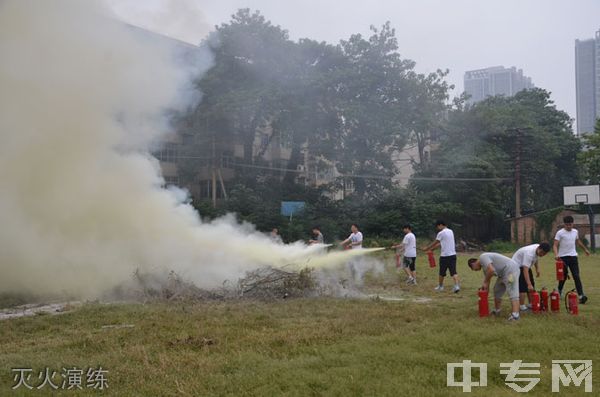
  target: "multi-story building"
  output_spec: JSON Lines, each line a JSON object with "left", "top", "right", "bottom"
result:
{"left": 464, "top": 66, "right": 534, "bottom": 105}
{"left": 128, "top": 24, "right": 349, "bottom": 202}
{"left": 575, "top": 29, "right": 600, "bottom": 136}
{"left": 146, "top": 27, "right": 432, "bottom": 202}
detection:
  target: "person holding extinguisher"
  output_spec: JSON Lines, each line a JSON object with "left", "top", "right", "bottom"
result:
{"left": 512, "top": 242, "right": 551, "bottom": 312}
{"left": 468, "top": 253, "right": 521, "bottom": 321}
{"left": 553, "top": 215, "right": 590, "bottom": 304}
{"left": 421, "top": 220, "right": 460, "bottom": 293}
{"left": 391, "top": 224, "right": 417, "bottom": 285}
{"left": 340, "top": 224, "right": 363, "bottom": 282}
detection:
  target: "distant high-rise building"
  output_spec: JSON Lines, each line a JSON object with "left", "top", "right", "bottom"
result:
{"left": 575, "top": 29, "right": 600, "bottom": 136}
{"left": 463, "top": 66, "right": 534, "bottom": 105}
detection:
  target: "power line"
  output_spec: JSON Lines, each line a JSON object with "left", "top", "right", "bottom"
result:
{"left": 159, "top": 155, "right": 511, "bottom": 182}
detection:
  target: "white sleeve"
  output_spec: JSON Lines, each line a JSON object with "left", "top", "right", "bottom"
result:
{"left": 554, "top": 229, "right": 562, "bottom": 242}
{"left": 525, "top": 252, "right": 537, "bottom": 267}
{"left": 357, "top": 232, "right": 363, "bottom": 243}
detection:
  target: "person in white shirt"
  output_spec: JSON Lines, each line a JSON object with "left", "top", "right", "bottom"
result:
{"left": 341, "top": 224, "right": 363, "bottom": 249}
{"left": 340, "top": 224, "right": 364, "bottom": 282}
{"left": 270, "top": 227, "right": 283, "bottom": 244}
{"left": 553, "top": 215, "right": 590, "bottom": 304}
{"left": 308, "top": 226, "right": 324, "bottom": 245}
{"left": 392, "top": 224, "right": 417, "bottom": 285}
{"left": 422, "top": 220, "right": 460, "bottom": 293}
{"left": 468, "top": 253, "right": 521, "bottom": 321}
{"left": 512, "top": 242, "right": 550, "bottom": 311}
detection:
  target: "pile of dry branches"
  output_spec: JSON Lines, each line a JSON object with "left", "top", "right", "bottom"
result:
{"left": 123, "top": 266, "right": 317, "bottom": 302}
{"left": 237, "top": 266, "right": 316, "bottom": 300}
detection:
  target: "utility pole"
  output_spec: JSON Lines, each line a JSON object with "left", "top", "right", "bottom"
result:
{"left": 588, "top": 204, "right": 596, "bottom": 253}
{"left": 514, "top": 128, "right": 522, "bottom": 218}
{"left": 211, "top": 133, "right": 217, "bottom": 208}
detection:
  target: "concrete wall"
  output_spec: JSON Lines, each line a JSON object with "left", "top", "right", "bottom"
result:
{"left": 510, "top": 209, "right": 600, "bottom": 245}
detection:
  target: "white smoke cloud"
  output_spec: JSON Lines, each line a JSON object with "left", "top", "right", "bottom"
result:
{"left": 107, "top": 0, "right": 211, "bottom": 45}
{"left": 0, "top": 0, "right": 375, "bottom": 299}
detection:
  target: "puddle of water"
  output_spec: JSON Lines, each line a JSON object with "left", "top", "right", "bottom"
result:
{"left": 412, "top": 297, "right": 433, "bottom": 303}
{"left": 0, "top": 302, "right": 78, "bottom": 320}
{"left": 368, "top": 294, "right": 432, "bottom": 303}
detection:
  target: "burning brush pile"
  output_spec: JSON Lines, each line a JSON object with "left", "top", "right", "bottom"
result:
{"left": 238, "top": 267, "right": 316, "bottom": 300}
{"left": 116, "top": 266, "right": 319, "bottom": 302}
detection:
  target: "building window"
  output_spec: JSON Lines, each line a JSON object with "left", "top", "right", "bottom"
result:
{"left": 279, "top": 130, "right": 292, "bottom": 149}
{"left": 155, "top": 142, "right": 178, "bottom": 163}
{"left": 164, "top": 176, "right": 179, "bottom": 186}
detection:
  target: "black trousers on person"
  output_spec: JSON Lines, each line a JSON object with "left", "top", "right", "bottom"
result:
{"left": 558, "top": 256, "right": 584, "bottom": 296}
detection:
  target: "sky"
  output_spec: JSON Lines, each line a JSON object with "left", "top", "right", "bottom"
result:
{"left": 110, "top": 0, "right": 600, "bottom": 128}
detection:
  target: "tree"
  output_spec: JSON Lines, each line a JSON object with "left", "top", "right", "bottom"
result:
{"left": 178, "top": 13, "right": 454, "bottom": 201}
{"left": 412, "top": 89, "right": 581, "bottom": 240}
{"left": 406, "top": 69, "right": 456, "bottom": 168}
{"left": 333, "top": 23, "right": 416, "bottom": 195}
{"left": 190, "top": 9, "right": 294, "bottom": 165}
{"left": 578, "top": 118, "right": 600, "bottom": 184}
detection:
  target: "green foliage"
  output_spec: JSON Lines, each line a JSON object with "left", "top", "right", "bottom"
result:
{"left": 177, "top": 11, "right": 582, "bottom": 244}
{"left": 413, "top": 89, "right": 580, "bottom": 240}
{"left": 484, "top": 239, "right": 520, "bottom": 253}
{"left": 194, "top": 199, "right": 226, "bottom": 220}
{"left": 533, "top": 207, "right": 564, "bottom": 241}
{"left": 177, "top": 10, "right": 451, "bottom": 197}
{"left": 578, "top": 118, "right": 600, "bottom": 184}
{"left": 193, "top": 179, "right": 474, "bottom": 244}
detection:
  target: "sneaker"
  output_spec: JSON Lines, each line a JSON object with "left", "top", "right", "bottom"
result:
{"left": 453, "top": 285, "right": 460, "bottom": 293}
{"left": 434, "top": 285, "right": 444, "bottom": 291}
{"left": 519, "top": 305, "right": 530, "bottom": 312}
{"left": 491, "top": 309, "right": 501, "bottom": 316}
{"left": 507, "top": 313, "right": 520, "bottom": 322}
{"left": 405, "top": 277, "right": 414, "bottom": 285}
{"left": 580, "top": 295, "right": 588, "bottom": 304}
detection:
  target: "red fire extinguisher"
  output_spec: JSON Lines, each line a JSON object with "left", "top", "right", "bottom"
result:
{"left": 531, "top": 290, "right": 541, "bottom": 313}
{"left": 565, "top": 289, "right": 578, "bottom": 315}
{"left": 427, "top": 251, "right": 436, "bottom": 268}
{"left": 556, "top": 259, "right": 565, "bottom": 281}
{"left": 550, "top": 289, "right": 560, "bottom": 312}
{"left": 478, "top": 289, "right": 489, "bottom": 317}
{"left": 540, "top": 288, "right": 549, "bottom": 311}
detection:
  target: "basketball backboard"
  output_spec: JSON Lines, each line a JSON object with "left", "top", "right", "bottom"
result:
{"left": 563, "top": 185, "right": 600, "bottom": 205}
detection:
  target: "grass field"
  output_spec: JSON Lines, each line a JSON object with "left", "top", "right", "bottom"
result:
{"left": 1, "top": 252, "right": 598, "bottom": 396}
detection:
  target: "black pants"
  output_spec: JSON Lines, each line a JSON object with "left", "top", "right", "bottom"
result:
{"left": 558, "top": 256, "right": 584, "bottom": 296}
{"left": 518, "top": 267, "right": 535, "bottom": 293}
{"left": 439, "top": 255, "right": 457, "bottom": 277}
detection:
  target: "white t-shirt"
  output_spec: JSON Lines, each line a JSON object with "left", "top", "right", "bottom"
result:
{"left": 348, "top": 231, "right": 363, "bottom": 249}
{"left": 511, "top": 244, "right": 539, "bottom": 268}
{"left": 555, "top": 228, "right": 579, "bottom": 257}
{"left": 436, "top": 228, "right": 456, "bottom": 257}
{"left": 402, "top": 232, "right": 417, "bottom": 258}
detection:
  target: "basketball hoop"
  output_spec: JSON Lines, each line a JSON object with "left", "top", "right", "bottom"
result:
{"left": 564, "top": 185, "right": 600, "bottom": 206}
{"left": 563, "top": 185, "right": 599, "bottom": 254}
